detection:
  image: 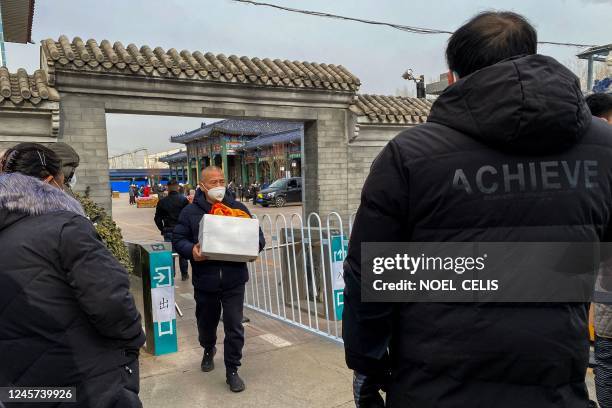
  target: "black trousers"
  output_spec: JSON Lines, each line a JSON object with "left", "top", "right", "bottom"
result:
{"left": 595, "top": 335, "right": 612, "bottom": 408}
{"left": 194, "top": 284, "right": 245, "bottom": 371}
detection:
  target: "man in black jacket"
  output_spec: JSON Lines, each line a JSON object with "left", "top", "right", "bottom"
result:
{"left": 173, "top": 166, "right": 265, "bottom": 393}
{"left": 343, "top": 11, "right": 612, "bottom": 408}
{"left": 155, "top": 179, "right": 189, "bottom": 280}
{"left": 586, "top": 92, "right": 612, "bottom": 125}
{"left": 586, "top": 92, "right": 612, "bottom": 408}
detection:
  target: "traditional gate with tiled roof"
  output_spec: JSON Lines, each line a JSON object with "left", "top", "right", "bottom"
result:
{"left": 2, "top": 35, "right": 434, "bottom": 219}
{"left": 35, "top": 36, "right": 364, "bottom": 217}
{"left": 41, "top": 36, "right": 360, "bottom": 92}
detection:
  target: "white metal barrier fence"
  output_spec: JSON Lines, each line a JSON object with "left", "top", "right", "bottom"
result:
{"left": 245, "top": 212, "right": 355, "bottom": 343}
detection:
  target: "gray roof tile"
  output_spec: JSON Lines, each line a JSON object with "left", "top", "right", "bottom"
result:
{"left": 351, "top": 94, "right": 432, "bottom": 124}
{"left": 0, "top": 67, "right": 59, "bottom": 106}
{"left": 171, "top": 119, "right": 302, "bottom": 143}
{"left": 42, "top": 36, "right": 361, "bottom": 92}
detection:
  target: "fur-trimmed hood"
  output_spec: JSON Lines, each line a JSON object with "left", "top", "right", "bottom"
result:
{"left": 0, "top": 172, "right": 84, "bottom": 231}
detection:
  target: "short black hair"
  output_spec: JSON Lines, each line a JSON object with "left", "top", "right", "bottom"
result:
{"left": 167, "top": 179, "right": 180, "bottom": 191}
{"left": 446, "top": 11, "right": 538, "bottom": 78}
{"left": 0, "top": 142, "right": 62, "bottom": 179}
{"left": 585, "top": 93, "right": 612, "bottom": 118}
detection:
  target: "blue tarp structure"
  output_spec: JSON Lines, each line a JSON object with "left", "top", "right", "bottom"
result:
{"left": 109, "top": 168, "right": 171, "bottom": 192}
{"left": 593, "top": 77, "right": 612, "bottom": 93}
{"left": 111, "top": 180, "right": 145, "bottom": 193}
{"left": 111, "top": 181, "right": 131, "bottom": 193}
{"left": 110, "top": 180, "right": 169, "bottom": 193}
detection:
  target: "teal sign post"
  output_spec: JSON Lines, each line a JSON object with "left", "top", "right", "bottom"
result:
{"left": 149, "top": 250, "right": 178, "bottom": 355}
{"left": 331, "top": 235, "right": 348, "bottom": 320}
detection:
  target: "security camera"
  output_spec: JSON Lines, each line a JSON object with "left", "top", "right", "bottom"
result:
{"left": 402, "top": 69, "right": 414, "bottom": 81}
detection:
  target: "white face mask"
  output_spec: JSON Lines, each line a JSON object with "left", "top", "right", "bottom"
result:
{"left": 67, "top": 170, "right": 77, "bottom": 189}
{"left": 206, "top": 186, "right": 226, "bottom": 202}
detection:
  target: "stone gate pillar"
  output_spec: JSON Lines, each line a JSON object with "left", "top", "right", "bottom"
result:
{"left": 59, "top": 94, "right": 112, "bottom": 210}
{"left": 303, "top": 109, "right": 350, "bottom": 221}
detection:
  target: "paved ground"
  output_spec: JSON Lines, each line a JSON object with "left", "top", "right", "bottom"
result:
{"left": 113, "top": 194, "right": 354, "bottom": 408}
{"left": 114, "top": 194, "right": 301, "bottom": 243}
{"left": 112, "top": 193, "right": 597, "bottom": 406}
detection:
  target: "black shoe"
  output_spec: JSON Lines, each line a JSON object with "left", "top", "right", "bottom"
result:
{"left": 201, "top": 348, "right": 216, "bottom": 372}
{"left": 226, "top": 370, "right": 245, "bottom": 392}
{"left": 181, "top": 274, "right": 189, "bottom": 281}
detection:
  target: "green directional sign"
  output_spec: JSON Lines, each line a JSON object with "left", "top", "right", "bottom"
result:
{"left": 152, "top": 265, "right": 171, "bottom": 287}
{"left": 330, "top": 235, "right": 348, "bottom": 320}
{"left": 149, "top": 251, "right": 177, "bottom": 355}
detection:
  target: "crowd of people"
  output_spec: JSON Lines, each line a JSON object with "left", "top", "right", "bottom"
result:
{"left": 0, "top": 9, "right": 612, "bottom": 408}
{"left": 128, "top": 183, "right": 175, "bottom": 205}
{"left": 222, "top": 181, "right": 274, "bottom": 204}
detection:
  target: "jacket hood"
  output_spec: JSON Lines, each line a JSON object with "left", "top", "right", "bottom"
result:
{"left": 427, "top": 54, "right": 592, "bottom": 154}
{"left": 0, "top": 172, "right": 85, "bottom": 231}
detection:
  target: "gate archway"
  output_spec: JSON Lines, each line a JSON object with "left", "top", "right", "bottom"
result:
{"left": 40, "top": 35, "right": 359, "bottom": 217}
{"left": 1, "top": 36, "right": 433, "bottom": 220}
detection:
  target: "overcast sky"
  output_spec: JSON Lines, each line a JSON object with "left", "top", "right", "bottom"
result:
{"left": 5, "top": 0, "right": 611, "bottom": 155}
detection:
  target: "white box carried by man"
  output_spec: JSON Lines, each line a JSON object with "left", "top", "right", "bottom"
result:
{"left": 198, "top": 214, "right": 260, "bottom": 262}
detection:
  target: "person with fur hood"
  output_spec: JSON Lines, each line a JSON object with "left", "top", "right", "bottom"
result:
{"left": 0, "top": 142, "right": 145, "bottom": 407}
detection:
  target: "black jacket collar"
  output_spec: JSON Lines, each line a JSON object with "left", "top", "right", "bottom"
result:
{"left": 193, "top": 188, "right": 237, "bottom": 213}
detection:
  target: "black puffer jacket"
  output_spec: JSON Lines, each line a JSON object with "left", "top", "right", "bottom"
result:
{"left": 343, "top": 55, "right": 612, "bottom": 408}
{"left": 173, "top": 189, "right": 265, "bottom": 291}
{"left": 154, "top": 191, "right": 189, "bottom": 235}
{"left": 0, "top": 173, "right": 145, "bottom": 408}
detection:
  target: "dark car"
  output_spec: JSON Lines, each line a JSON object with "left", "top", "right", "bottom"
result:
{"left": 256, "top": 177, "right": 302, "bottom": 207}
